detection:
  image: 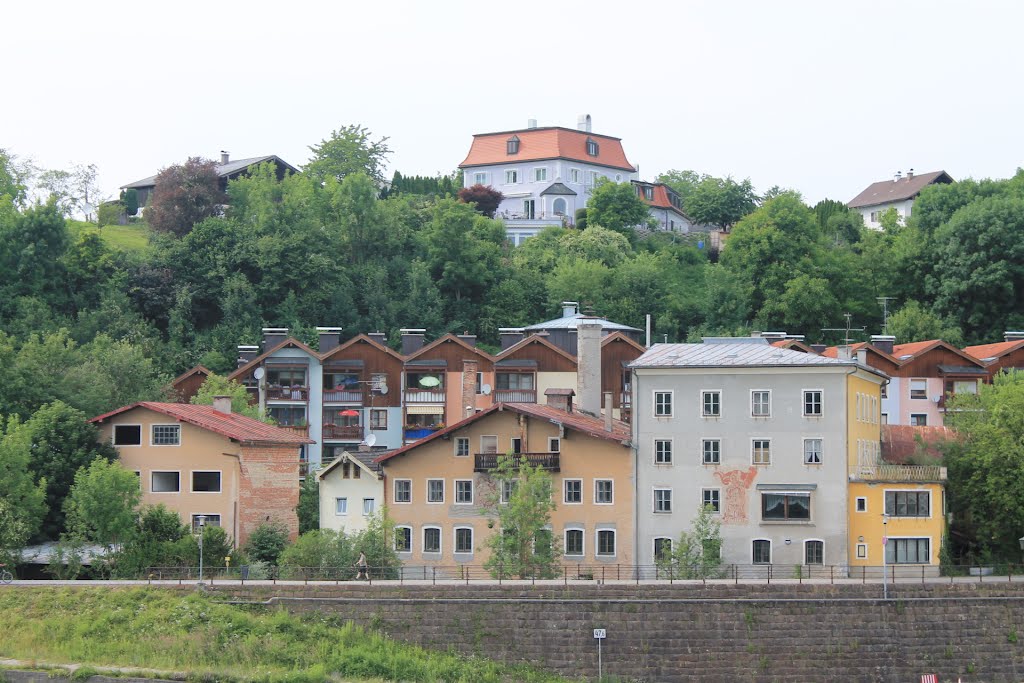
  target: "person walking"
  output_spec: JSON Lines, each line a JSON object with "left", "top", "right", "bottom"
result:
{"left": 355, "top": 551, "right": 368, "bottom": 580}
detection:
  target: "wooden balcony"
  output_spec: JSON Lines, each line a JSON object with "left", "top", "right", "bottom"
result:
{"left": 322, "top": 424, "right": 362, "bottom": 440}
{"left": 323, "top": 388, "right": 365, "bottom": 404}
{"left": 277, "top": 424, "right": 310, "bottom": 437}
{"left": 850, "top": 464, "right": 947, "bottom": 482}
{"left": 474, "top": 452, "right": 560, "bottom": 472}
{"left": 404, "top": 388, "right": 446, "bottom": 403}
{"left": 620, "top": 391, "right": 631, "bottom": 408}
{"left": 266, "top": 386, "right": 309, "bottom": 401}
{"left": 493, "top": 388, "right": 536, "bottom": 403}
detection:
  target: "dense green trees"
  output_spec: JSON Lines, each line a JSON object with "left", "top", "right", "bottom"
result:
{"left": 305, "top": 124, "right": 392, "bottom": 185}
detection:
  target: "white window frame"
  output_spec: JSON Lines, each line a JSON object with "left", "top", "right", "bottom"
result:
{"left": 426, "top": 478, "right": 445, "bottom": 504}
{"left": 564, "top": 527, "right": 585, "bottom": 556}
{"left": 505, "top": 169, "right": 519, "bottom": 184}
{"left": 335, "top": 497, "right": 348, "bottom": 516}
{"left": 190, "top": 470, "right": 222, "bottom": 493}
{"left": 700, "top": 390, "right": 721, "bottom": 418}
{"left": 653, "top": 487, "right": 673, "bottom": 514}
{"left": 150, "top": 470, "right": 181, "bottom": 494}
{"left": 803, "top": 438, "right": 823, "bottom": 465}
{"left": 653, "top": 537, "right": 673, "bottom": 563}
{"left": 884, "top": 489, "right": 933, "bottom": 519}
{"left": 500, "top": 479, "right": 516, "bottom": 504}
{"left": 596, "top": 529, "right": 616, "bottom": 557}
{"left": 910, "top": 378, "right": 928, "bottom": 400}
{"left": 112, "top": 423, "right": 143, "bottom": 447}
{"left": 454, "top": 526, "right": 474, "bottom": 555}
{"left": 393, "top": 479, "right": 412, "bottom": 504}
{"left": 885, "top": 536, "right": 932, "bottom": 564}
{"left": 480, "top": 435, "right": 498, "bottom": 454}
{"left": 702, "top": 487, "right": 721, "bottom": 513}
{"left": 569, "top": 168, "right": 581, "bottom": 184}
{"left": 750, "top": 390, "right": 771, "bottom": 418}
{"left": 654, "top": 439, "right": 673, "bottom": 465}
{"left": 394, "top": 525, "right": 412, "bottom": 553}
{"left": 595, "top": 479, "right": 614, "bottom": 505}
{"left": 422, "top": 526, "right": 442, "bottom": 554}
{"left": 362, "top": 498, "right": 375, "bottom": 516}
{"left": 533, "top": 167, "right": 547, "bottom": 182}
{"left": 856, "top": 543, "right": 868, "bottom": 559}
{"left": 473, "top": 172, "right": 487, "bottom": 185}
{"left": 455, "top": 437, "right": 470, "bottom": 457}
{"left": 548, "top": 437, "right": 561, "bottom": 453}
{"left": 191, "top": 513, "right": 220, "bottom": 531}
{"left": 151, "top": 424, "right": 181, "bottom": 446}
{"left": 454, "top": 479, "right": 474, "bottom": 505}
{"left": 910, "top": 413, "right": 928, "bottom": 426}
{"left": 804, "top": 538, "right": 825, "bottom": 565}
{"left": 653, "top": 390, "right": 673, "bottom": 417}
{"left": 752, "top": 538, "right": 772, "bottom": 564}
{"left": 856, "top": 496, "right": 867, "bottom": 512}
{"left": 702, "top": 438, "right": 721, "bottom": 465}
{"left": 751, "top": 438, "right": 771, "bottom": 466}
{"left": 563, "top": 478, "right": 583, "bottom": 504}
{"left": 510, "top": 437, "right": 523, "bottom": 454}
{"left": 803, "top": 389, "right": 823, "bottom": 417}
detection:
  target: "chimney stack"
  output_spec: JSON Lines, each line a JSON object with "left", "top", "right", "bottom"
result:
{"left": 907, "top": 168, "right": 914, "bottom": 179}
{"left": 237, "top": 345, "right": 260, "bottom": 368}
{"left": 544, "top": 388, "right": 574, "bottom": 413}
{"left": 1004, "top": 331, "right": 1024, "bottom": 342}
{"left": 894, "top": 170, "right": 902, "bottom": 182}
{"left": 759, "top": 331, "right": 787, "bottom": 341}
{"left": 400, "top": 328, "right": 426, "bottom": 355}
{"left": 856, "top": 348, "right": 867, "bottom": 365}
{"left": 262, "top": 327, "right": 288, "bottom": 351}
{"left": 577, "top": 114, "right": 592, "bottom": 133}
{"left": 527, "top": 118, "right": 537, "bottom": 129}
{"left": 576, "top": 320, "right": 603, "bottom": 417}
{"left": 367, "top": 331, "right": 387, "bottom": 346}
{"left": 220, "top": 150, "right": 229, "bottom": 165}
{"left": 499, "top": 328, "right": 525, "bottom": 350}
{"left": 603, "top": 391, "right": 613, "bottom": 432}
{"left": 316, "top": 327, "right": 342, "bottom": 354}
{"left": 212, "top": 395, "right": 232, "bottom": 414}
{"left": 837, "top": 345, "right": 852, "bottom": 361}
{"left": 870, "top": 335, "right": 895, "bottom": 355}
{"left": 561, "top": 301, "right": 579, "bottom": 318}
{"left": 462, "top": 359, "right": 479, "bottom": 418}
{"left": 457, "top": 332, "right": 477, "bottom": 347}
{"left": 810, "top": 344, "right": 827, "bottom": 354}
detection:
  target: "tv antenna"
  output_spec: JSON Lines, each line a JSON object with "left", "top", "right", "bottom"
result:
{"left": 822, "top": 313, "right": 866, "bottom": 345}
{"left": 876, "top": 297, "right": 897, "bottom": 335}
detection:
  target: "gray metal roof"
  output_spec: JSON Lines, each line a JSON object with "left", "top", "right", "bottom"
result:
{"left": 630, "top": 339, "right": 874, "bottom": 370}
{"left": 524, "top": 313, "right": 641, "bottom": 333}
{"left": 540, "top": 182, "right": 577, "bottom": 196}
{"left": 121, "top": 155, "right": 299, "bottom": 190}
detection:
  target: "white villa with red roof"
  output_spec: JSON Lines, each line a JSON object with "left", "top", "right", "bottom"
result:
{"left": 459, "top": 115, "right": 639, "bottom": 245}
{"left": 847, "top": 169, "right": 953, "bottom": 230}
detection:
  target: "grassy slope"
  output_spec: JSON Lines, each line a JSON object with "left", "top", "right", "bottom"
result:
{"left": 67, "top": 219, "right": 152, "bottom": 254}
{"left": 0, "top": 587, "right": 568, "bottom": 683}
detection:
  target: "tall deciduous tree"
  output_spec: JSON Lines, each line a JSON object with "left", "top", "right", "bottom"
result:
{"left": 684, "top": 175, "right": 758, "bottom": 229}
{"left": 0, "top": 418, "right": 47, "bottom": 557}
{"left": 306, "top": 124, "right": 391, "bottom": 185}
{"left": 886, "top": 300, "right": 963, "bottom": 345}
{"left": 64, "top": 459, "right": 141, "bottom": 551}
{"left": 482, "top": 456, "right": 560, "bottom": 579}
{"left": 146, "top": 157, "right": 224, "bottom": 237}
{"left": 191, "top": 374, "right": 263, "bottom": 420}
{"left": 585, "top": 180, "right": 653, "bottom": 239}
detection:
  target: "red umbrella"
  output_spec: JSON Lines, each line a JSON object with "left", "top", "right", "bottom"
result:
{"left": 338, "top": 409, "right": 359, "bottom": 417}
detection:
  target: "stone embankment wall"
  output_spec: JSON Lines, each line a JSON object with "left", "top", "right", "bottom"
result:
{"left": 195, "top": 581, "right": 1024, "bottom": 682}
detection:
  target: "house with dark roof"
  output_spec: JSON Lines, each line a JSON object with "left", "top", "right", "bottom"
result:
{"left": 90, "top": 398, "right": 313, "bottom": 546}
{"left": 121, "top": 152, "right": 299, "bottom": 210}
{"left": 317, "top": 448, "right": 388, "bottom": 536}
{"left": 458, "top": 115, "right": 638, "bottom": 244}
{"left": 847, "top": 169, "right": 953, "bottom": 230}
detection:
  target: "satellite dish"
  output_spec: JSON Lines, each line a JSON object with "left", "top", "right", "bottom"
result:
{"left": 253, "top": 367, "right": 265, "bottom": 380}
{"left": 482, "top": 383, "right": 492, "bottom": 396}
{"left": 365, "top": 433, "right": 377, "bottom": 447}
{"left": 379, "top": 386, "right": 389, "bottom": 395}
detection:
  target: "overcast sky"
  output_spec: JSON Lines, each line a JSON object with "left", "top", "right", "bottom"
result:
{"left": 6, "top": 0, "right": 1023, "bottom": 205}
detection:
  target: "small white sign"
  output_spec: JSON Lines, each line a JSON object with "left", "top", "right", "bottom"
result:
{"left": 593, "top": 628, "right": 607, "bottom": 640}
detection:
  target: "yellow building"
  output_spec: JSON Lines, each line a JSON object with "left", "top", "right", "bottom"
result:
{"left": 377, "top": 390, "right": 633, "bottom": 574}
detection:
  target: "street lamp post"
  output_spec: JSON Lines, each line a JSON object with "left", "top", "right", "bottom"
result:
{"left": 1019, "top": 536, "right": 1024, "bottom": 575}
{"left": 882, "top": 514, "right": 889, "bottom": 600}
{"left": 196, "top": 515, "right": 206, "bottom": 584}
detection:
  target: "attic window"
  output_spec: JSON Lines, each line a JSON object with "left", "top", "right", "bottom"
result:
{"left": 507, "top": 136, "right": 520, "bottom": 155}
{"left": 643, "top": 187, "right": 654, "bottom": 200}
{"left": 586, "top": 138, "right": 599, "bottom": 156}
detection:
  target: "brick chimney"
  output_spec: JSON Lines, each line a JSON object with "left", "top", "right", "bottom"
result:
{"left": 462, "top": 360, "right": 478, "bottom": 419}
{"left": 870, "top": 335, "right": 895, "bottom": 355}
{"left": 262, "top": 328, "right": 288, "bottom": 351}
{"left": 316, "top": 327, "right": 342, "bottom": 353}
{"left": 576, "top": 320, "right": 602, "bottom": 417}
{"left": 499, "top": 328, "right": 526, "bottom": 350}
{"left": 545, "top": 388, "right": 574, "bottom": 413}
{"left": 400, "top": 329, "right": 426, "bottom": 355}
{"left": 212, "top": 395, "right": 232, "bottom": 414}
{"left": 237, "top": 345, "right": 260, "bottom": 368}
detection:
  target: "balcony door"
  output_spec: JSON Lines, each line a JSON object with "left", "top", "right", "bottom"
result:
{"left": 480, "top": 435, "right": 497, "bottom": 454}
{"left": 523, "top": 199, "right": 535, "bottom": 219}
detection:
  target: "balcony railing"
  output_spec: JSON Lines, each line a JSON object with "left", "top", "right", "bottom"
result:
{"left": 493, "top": 388, "right": 536, "bottom": 403}
{"left": 323, "top": 388, "right": 365, "bottom": 403}
{"left": 404, "top": 426, "right": 442, "bottom": 440}
{"left": 474, "top": 452, "right": 560, "bottom": 472}
{"left": 850, "top": 464, "right": 947, "bottom": 482}
{"left": 322, "top": 424, "right": 363, "bottom": 440}
{"left": 620, "top": 391, "right": 631, "bottom": 408}
{"left": 276, "top": 424, "right": 309, "bottom": 437}
{"left": 404, "top": 388, "right": 445, "bottom": 403}
{"left": 266, "top": 386, "right": 309, "bottom": 401}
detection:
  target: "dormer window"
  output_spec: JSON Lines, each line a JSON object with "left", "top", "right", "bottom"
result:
{"left": 586, "top": 137, "right": 599, "bottom": 156}
{"left": 644, "top": 187, "right": 654, "bottom": 200}
{"left": 507, "top": 135, "right": 520, "bottom": 155}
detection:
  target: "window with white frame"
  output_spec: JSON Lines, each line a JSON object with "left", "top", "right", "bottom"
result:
{"left": 564, "top": 479, "right": 582, "bottom": 504}
{"left": 597, "top": 529, "right": 615, "bottom": 556}
{"left": 654, "top": 488, "right": 672, "bottom": 513}
{"left": 885, "top": 490, "right": 930, "bottom": 517}
{"left": 473, "top": 172, "right": 487, "bottom": 185}
{"left": 151, "top": 471, "right": 180, "bottom": 493}
{"left": 191, "top": 514, "right": 220, "bottom": 531}
{"left": 510, "top": 437, "right": 522, "bottom": 454}
{"left": 702, "top": 439, "right": 720, "bottom": 465}
{"left": 505, "top": 169, "right": 518, "bottom": 184}
{"left": 803, "top": 438, "right": 823, "bottom": 465}
{"left": 856, "top": 497, "right": 867, "bottom": 512}
{"left": 654, "top": 391, "right": 673, "bottom": 417}
{"left": 586, "top": 138, "right": 599, "bottom": 156}
{"left": 501, "top": 480, "right": 516, "bottom": 503}
{"left": 506, "top": 136, "right": 519, "bottom": 154}
{"left": 803, "top": 390, "right": 823, "bottom": 416}
{"left": 394, "top": 479, "right": 411, "bottom": 503}
{"left": 335, "top": 497, "right": 348, "bottom": 515}
{"left": 856, "top": 543, "right": 867, "bottom": 559}
{"left": 565, "top": 528, "right": 584, "bottom": 556}
{"left": 910, "top": 378, "right": 928, "bottom": 400}
{"left": 533, "top": 167, "right": 547, "bottom": 182}
{"left": 762, "top": 492, "right": 810, "bottom": 521}
{"left": 654, "top": 537, "right": 672, "bottom": 562}
{"left": 886, "top": 538, "right": 930, "bottom": 564}
{"left": 752, "top": 539, "right": 771, "bottom": 564}
{"left": 394, "top": 526, "right": 412, "bottom": 552}
{"left": 589, "top": 171, "right": 601, "bottom": 185}
{"left": 152, "top": 424, "right": 180, "bottom": 445}
{"left": 455, "top": 479, "right": 473, "bottom": 504}
{"left": 455, "top": 527, "right": 473, "bottom": 554}
{"left": 113, "top": 424, "right": 142, "bottom": 446}
{"left": 701, "top": 390, "right": 721, "bottom": 417}
{"left": 911, "top": 413, "right": 928, "bottom": 426}
{"left": 805, "top": 540, "right": 824, "bottom": 565}
{"left": 595, "top": 479, "right": 613, "bottom": 504}
{"left": 751, "top": 391, "right": 770, "bottom": 417}
{"left": 702, "top": 488, "right": 721, "bottom": 513}
{"left": 191, "top": 471, "right": 221, "bottom": 492}
{"left": 881, "top": 382, "right": 888, "bottom": 399}
{"left": 654, "top": 439, "right": 672, "bottom": 464}
{"left": 548, "top": 437, "right": 560, "bottom": 453}
{"left": 427, "top": 479, "right": 444, "bottom": 503}
{"left": 370, "top": 409, "right": 387, "bottom": 430}
{"left": 752, "top": 439, "right": 771, "bottom": 465}
{"left": 363, "top": 498, "right": 375, "bottom": 516}
{"left": 455, "top": 437, "right": 470, "bottom": 457}
{"left": 423, "top": 527, "right": 441, "bottom": 553}
{"left": 569, "top": 168, "right": 581, "bottom": 184}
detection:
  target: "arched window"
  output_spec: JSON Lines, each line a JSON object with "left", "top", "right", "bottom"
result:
{"left": 507, "top": 135, "right": 520, "bottom": 155}
{"left": 552, "top": 198, "right": 567, "bottom": 216}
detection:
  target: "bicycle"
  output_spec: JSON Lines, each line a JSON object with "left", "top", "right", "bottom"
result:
{"left": 0, "top": 563, "right": 12, "bottom": 584}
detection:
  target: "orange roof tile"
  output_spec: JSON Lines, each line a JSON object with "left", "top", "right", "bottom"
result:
{"left": 820, "top": 342, "right": 868, "bottom": 359}
{"left": 963, "top": 339, "right": 1024, "bottom": 363}
{"left": 90, "top": 402, "right": 314, "bottom": 445}
{"left": 891, "top": 340, "right": 942, "bottom": 359}
{"left": 459, "top": 127, "right": 636, "bottom": 172}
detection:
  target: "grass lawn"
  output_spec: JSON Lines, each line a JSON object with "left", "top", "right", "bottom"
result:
{"left": 0, "top": 587, "right": 568, "bottom": 683}
{"left": 67, "top": 219, "right": 152, "bottom": 255}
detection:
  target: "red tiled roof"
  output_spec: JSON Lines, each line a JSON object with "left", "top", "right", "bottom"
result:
{"left": 820, "top": 342, "right": 868, "bottom": 359}
{"left": 459, "top": 127, "right": 636, "bottom": 172}
{"left": 637, "top": 183, "right": 682, "bottom": 212}
{"left": 963, "top": 340, "right": 1024, "bottom": 363}
{"left": 891, "top": 339, "right": 985, "bottom": 368}
{"left": 881, "top": 424, "right": 958, "bottom": 464}
{"left": 770, "top": 339, "right": 815, "bottom": 353}
{"left": 847, "top": 171, "right": 953, "bottom": 209}
{"left": 376, "top": 402, "right": 629, "bottom": 464}
{"left": 90, "top": 402, "right": 314, "bottom": 445}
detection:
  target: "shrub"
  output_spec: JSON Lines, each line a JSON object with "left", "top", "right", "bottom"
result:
{"left": 244, "top": 519, "right": 290, "bottom": 566}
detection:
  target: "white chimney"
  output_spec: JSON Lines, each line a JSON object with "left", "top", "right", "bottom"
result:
{"left": 577, "top": 114, "right": 592, "bottom": 133}
{"left": 1005, "top": 331, "right": 1024, "bottom": 342}
{"left": 212, "top": 395, "right": 232, "bottom": 414}
{"left": 527, "top": 118, "right": 537, "bottom": 129}
{"left": 561, "top": 301, "right": 579, "bottom": 318}
{"left": 894, "top": 170, "right": 902, "bottom": 182}
{"left": 221, "top": 150, "right": 230, "bottom": 165}
{"left": 576, "top": 320, "right": 602, "bottom": 417}
{"left": 837, "top": 345, "right": 852, "bottom": 361}
{"left": 907, "top": 168, "right": 914, "bottom": 180}
{"left": 603, "top": 391, "right": 613, "bottom": 432}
